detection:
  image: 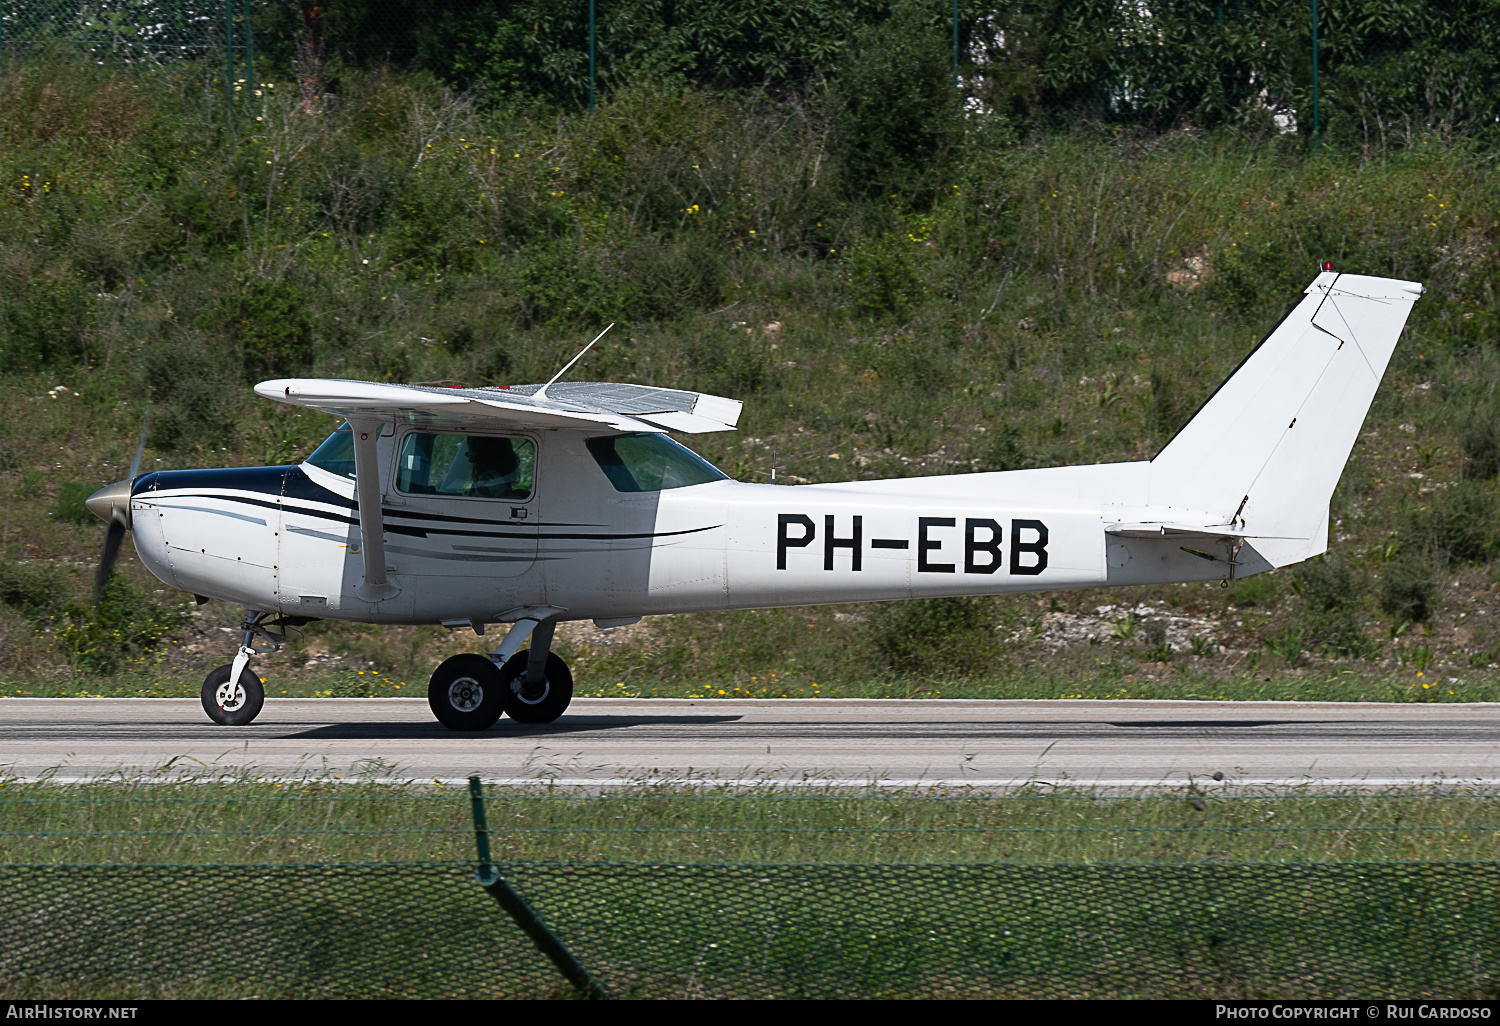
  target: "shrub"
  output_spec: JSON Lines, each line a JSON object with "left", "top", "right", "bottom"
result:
{"left": 1140, "top": 618, "right": 1173, "bottom": 661}
{"left": 1461, "top": 406, "right": 1500, "bottom": 480}
{"left": 1401, "top": 482, "right": 1500, "bottom": 566}
{"left": 846, "top": 237, "right": 923, "bottom": 320}
{"left": 620, "top": 237, "right": 726, "bottom": 321}
{"left": 865, "top": 596, "right": 1001, "bottom": 678}
{"left": 1228, "top": 574, "right": 1280, "bottom": 607}
{"left": 140, "top": 332, "right": 240, "bottom": 451}
{"left": 981, "top": 426, "right": 1043, "bottom": 472}
{"left": 511, "top": 241, "right": 627, "bottom": 328}
{"left": 1291, "top": 555, "right": 1371, "bottom": 658}
{"left": 474, "top": 346, "right": 514, "bottom": 386}
{"left": 830, "top": 2, "right": 958, "bottom": 200}
{"left": 49, "top": 481, "right": 98, "bottom": 526}
{"left": 0, "top": 560, "right": 68, "bottom": 618}
{"left": 16, "top": 468, "right": 46, "bottom": 499}
{"left": 51, "top": 574, "right": 191, "bottom": 674}
{"left": 1294, "top": 555, "right": 1358, "bottom": 616}
{"left": 1148, "top": 365, "right": 1199, "bottom": 441}
{"left": 198, "top": 278, "right": 314, "bottom": 379}
{"left": 1380, "top": 553, "right": 1438, "bottom": 623}
{"left": 0, "top": 271, "right": 95, "bottom": 371}
{"left": 0, "top": 561, "right": 187, "bottom": 673}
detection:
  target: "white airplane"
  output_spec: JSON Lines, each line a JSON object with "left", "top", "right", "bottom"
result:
{"left": 86, "top": 270, "right": 1422, "bottom": 729}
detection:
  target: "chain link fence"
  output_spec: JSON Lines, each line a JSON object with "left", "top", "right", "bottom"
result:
{"left": 2, "top": 781, "right": 1499, "bottom": 999}
{"left": 3, "top": 860, "right": 1498, "bottom": 999}
{"left": 2, "top": 2, "right": 1496, "bottom": 138}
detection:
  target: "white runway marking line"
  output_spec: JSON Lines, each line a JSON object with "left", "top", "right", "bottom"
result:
{"left": 3, "top": 775, "right": 1496, "bottom": 792}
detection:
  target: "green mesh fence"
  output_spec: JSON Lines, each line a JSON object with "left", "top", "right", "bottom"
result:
{"left": 0, "top": 0, "right": 228, "bottom": 64}
{"left": 3, "top": 2, "right": 1496, "bottom": 140}
{"left": 5, "top": 781, "right": 1500, "bottom": 999}
{"left": 1, "top": 860, "right": 1498, "bottom": 999}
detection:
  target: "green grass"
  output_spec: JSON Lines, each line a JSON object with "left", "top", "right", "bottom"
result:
{"left": 3, "top": 778, "right": 1500, "bottom": 865}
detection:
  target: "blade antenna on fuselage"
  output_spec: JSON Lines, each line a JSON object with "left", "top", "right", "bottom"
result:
{"left": 533, "top": 323, "right": 614, "bottom": 402}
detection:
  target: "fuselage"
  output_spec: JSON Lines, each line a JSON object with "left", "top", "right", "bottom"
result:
{"left": 127, "top": 425, "right": 1242, "bottom": 627}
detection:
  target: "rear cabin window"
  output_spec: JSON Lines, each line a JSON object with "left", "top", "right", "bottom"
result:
{"left": 396, "top": 433, "right": 534, "bottom": 500}
{"left": 586, "top": 433, "right": 728, "bottom": 492}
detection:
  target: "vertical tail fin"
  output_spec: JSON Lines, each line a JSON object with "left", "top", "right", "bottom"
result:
{"left": 1147, "top": 271, "right": 1424, "bottom": 567}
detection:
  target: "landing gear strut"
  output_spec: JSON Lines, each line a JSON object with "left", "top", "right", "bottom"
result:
{"left": 498, "top": 620, "right": 573, "bottom": 724}
{"left": 202, "top": 609, "right": 276, "bottom": 725}
{"left": 426, "top": 616, "right": 573, "bottom": 731}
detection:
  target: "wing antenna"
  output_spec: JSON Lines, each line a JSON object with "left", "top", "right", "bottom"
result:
{"left": 534, "top": 323, "right": 614, "bottom": 402}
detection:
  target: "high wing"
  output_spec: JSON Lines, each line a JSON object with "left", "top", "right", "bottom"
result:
{"left": 255, "top": 378, "right": 743, "bottom": 434}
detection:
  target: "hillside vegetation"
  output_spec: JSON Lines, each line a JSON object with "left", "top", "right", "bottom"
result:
{"left": 1, "top": 44, "right": 1497, "bottom": 699}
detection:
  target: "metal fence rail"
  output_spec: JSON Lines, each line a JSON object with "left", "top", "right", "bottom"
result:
{"left": 1, "top": 860, "right": 1497, "bottom": 999}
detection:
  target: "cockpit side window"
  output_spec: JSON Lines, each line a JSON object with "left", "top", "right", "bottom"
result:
{"left": 586, "top": 433, "right": 728, "bottom": 492}
{"left": 396, "top": 432, "right": 535, "bottom": 499}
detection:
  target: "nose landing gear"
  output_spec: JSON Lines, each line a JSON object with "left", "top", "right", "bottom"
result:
{"left": 200, "top": 609, "right": 296, "bottom": 726}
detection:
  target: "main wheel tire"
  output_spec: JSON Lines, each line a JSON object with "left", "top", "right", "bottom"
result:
{"left": 428, "top": 654, "right": 505, "bottom": 731}
{"left": 498, "top": 650, "right": 573, "bottom": 724}
{"left": 201, "top": 664, "right": 265, "bottom": 726}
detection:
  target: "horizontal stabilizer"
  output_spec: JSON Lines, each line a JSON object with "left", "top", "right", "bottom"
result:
{"left": 1103, "top": 522, "right": 1302, "bottom": 541}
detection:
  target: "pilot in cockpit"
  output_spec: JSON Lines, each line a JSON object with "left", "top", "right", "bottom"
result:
{"left": 460, "top": 435, "right": 523, "bottom": 498}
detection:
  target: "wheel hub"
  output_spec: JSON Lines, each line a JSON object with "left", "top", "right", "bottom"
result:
{"left": 447, "top": 677, "right": 484, "bottom": 712}
{"left": 512, "top": 674, "right": 550, "bottom": 705}
{"left": 216, "top": 681, "right": 245, "bottom": 711}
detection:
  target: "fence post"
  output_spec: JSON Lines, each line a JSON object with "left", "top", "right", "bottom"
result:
{"left": 1310, "top": 0, "right": 1319, "bottom": 148}
{"left": 243, "top": 0, "right": 254, "bottom": 91}
{"left": 224, "top": 0, "right": 234, "bottom": 100}
{"left": 468, "top": 775, "right": 607, "bottom": 999}
{"left": 951, "top": 0, "right": 958, "bottom": 89}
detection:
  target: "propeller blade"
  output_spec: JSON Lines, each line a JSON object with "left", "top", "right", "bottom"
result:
{"left": 94, "top": 518, "right": 127, "bottom": 604}
{"left": 127, "top": 415, "right": 150, "bottom": 481}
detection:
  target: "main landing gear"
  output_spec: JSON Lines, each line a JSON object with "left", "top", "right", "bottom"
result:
{"left": 199, "top": 609, "right": 573, "bottom": 731}
{"left": 428, "top": 618, "right": 573, "bottom": 732}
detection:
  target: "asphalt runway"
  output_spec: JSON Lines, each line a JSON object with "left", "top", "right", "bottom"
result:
{"left": 3, "top": 697, "right": 1499, "bottom": 789}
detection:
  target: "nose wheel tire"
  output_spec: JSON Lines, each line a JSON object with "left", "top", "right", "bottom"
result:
{"left": 428, "top": 654, "right": 505, "bottom": 731}
{"left": 201, "top": 664, "right": 265, "bottom": 726}
{"left": 498, "top": 650, "right": 573, "bottom": 724}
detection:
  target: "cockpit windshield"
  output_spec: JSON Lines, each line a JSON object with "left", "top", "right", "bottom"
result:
{"left": 305, "top": 425, "right": 356, "bottom": 479}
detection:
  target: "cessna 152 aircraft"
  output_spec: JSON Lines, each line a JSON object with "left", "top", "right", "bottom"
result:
{"left": 86, "top": 270, "right": 1422, "bottom": 730}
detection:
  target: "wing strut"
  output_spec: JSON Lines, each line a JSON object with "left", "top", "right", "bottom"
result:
{"left": 348, "top": 417, "right": 398, "bottom": 601}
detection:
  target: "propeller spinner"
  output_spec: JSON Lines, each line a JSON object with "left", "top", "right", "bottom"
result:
{"left": 86, "top": 418, "right": 148, "bottom": 603}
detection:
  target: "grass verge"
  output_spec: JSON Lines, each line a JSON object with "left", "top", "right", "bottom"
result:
{"left": 3, "top": 663, "right": 1496, "bottom": 702}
